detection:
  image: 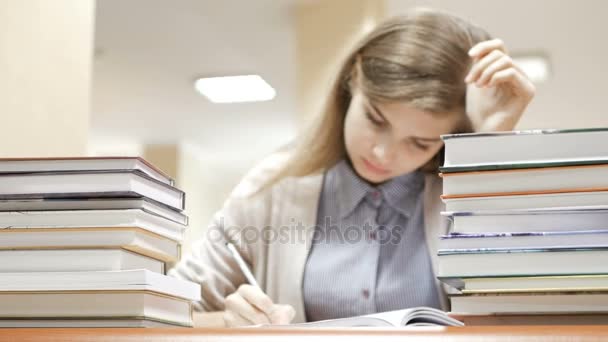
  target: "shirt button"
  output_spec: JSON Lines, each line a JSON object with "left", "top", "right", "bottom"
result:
{"left": 362, "top": 289, "right": 370, "bottom": 299}
{"left": 372, "top": 191, "right": 380, "bottom": 199}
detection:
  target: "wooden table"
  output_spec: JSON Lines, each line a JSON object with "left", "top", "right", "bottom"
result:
{"left": 2, "top": 326, "right": 608, "bottom": 342}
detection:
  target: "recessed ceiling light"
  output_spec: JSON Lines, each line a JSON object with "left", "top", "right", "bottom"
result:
{"left": 194, "top": 75, "right": 276, "bottom": 103}
{"left": 512, "top": 55, "right": 550, "bottom": 83}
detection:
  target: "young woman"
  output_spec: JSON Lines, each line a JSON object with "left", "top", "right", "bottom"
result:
{"left": 169, "top": 8, "right": 535, "bottom": 327}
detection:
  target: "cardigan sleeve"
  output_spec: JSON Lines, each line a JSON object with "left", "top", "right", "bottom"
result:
{"left": 167, "top": 152, "right": 290, "bottom": 311}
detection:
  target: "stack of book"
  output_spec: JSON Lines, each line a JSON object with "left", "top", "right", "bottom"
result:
{"left": 436, "top": 128, "right": 608, "bottom": 325}
{"left": 0, "top": 157, "right": 200, "bottom": 328}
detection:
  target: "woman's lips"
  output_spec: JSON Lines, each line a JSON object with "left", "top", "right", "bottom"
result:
{"left": 362, "top": 157, "right": 390, "bottom": 175}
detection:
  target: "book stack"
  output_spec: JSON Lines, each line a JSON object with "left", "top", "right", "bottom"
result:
{"left": 436, "top": 128, "right": 608, "bottom": 325}
{"left": 0, "top": 157, "right": 200, "bottom": 328}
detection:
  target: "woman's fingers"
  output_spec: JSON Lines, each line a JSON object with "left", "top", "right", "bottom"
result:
{"left": 224, "top": 291, "right": 271, "bottom": 325}
{"left": 468, "top": 38, "right": 507, "bottom": 58}
{"left": 223, "top": 284, "right": 297, "bottom": 327}
{"left": 477, "top": 55, "right": 514, "bottom": 87}
{"left": 488, "top": 68, "right": 535, "bottom": 99}
{"left": 465, "top": 38, "right": 534, "bottom": 98}
{"left": 237, "top": 284, "right": 275, "bottom": 315}
{"left": 465, "top": 49, "right": 504, "bottom": 84}
{"left": 222, "top": 284, "right": 277, "bottom": 327}
{"left": 269, "top": 304, "right": 296, "bottom": 325}
{"left": 238, "top": 285, "right": 296, "bottom": 324}
{"left": 464, "top": 38, "right": 536, "bottom": 132}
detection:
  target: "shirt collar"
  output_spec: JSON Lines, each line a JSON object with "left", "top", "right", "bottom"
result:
{"left": 379, "top": 168, "right": 425, "bottom": 218}
{"left": 331, "top": 159, "right": 425, "bottom": 219}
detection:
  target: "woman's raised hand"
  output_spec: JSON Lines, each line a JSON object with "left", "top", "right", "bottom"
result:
{"left": 464, "top": 38, "right": 536, "bottom": 132}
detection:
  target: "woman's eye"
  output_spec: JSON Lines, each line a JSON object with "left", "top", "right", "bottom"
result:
{"left": 365, "top": 112, "right": 383, "bottom": 126}
{"left": 413, "top": 141, "right": 431, "bottom": 151}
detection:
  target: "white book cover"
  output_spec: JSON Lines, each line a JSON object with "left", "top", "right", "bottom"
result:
{"left": 440, "top": 274, "right": 608, "bottom": 293}
{"left": 0, "top": 292, "right": 192, "bottom": 326}
{"left": 0, "top": 228, "right": 180, "bottom": 262}
{"left": 0, "top": 171, "right": 185, "bottom": 211}
{"left": 443, "top": 205, "right": 608, "bottom": 234}
{"left": 0, "top": 269, "right": 201, "bottom": 301}
{"left": 0, "top": 209, "right": 186, "bottom": 242}
{"left": 438, "top": 248, "right": 608, "bottom": 277}
{"left": 0, "top": 249, "right": 164, "bottom": 274}
{"left": 443, "top": 191, "right": 608, "bottom": 212}
{"left": 0, "top": 318, "right": 186, "bottom": 328}
{"left": 450, "top": 291, "right": 608, "bottom": 314}
{"left": 0, "top": 198, "right": 188, "bottom": 225}
{"left": 441, "top": 164, "right": 608, "bottom": 197}
{"left": 442, "top": 127, "right": 608, "bottom": 167}
{"left": 0, "top": 157, "right": 174, "bottom": 185}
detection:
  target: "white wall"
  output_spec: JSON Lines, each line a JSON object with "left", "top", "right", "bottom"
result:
{"left": 386, "top": 0, "right": 608, "bottom": 129}
{"left": 91, "top": 1, "right": 297, "bottom": 254}
{"left": 295, "top": 0, "right": 385, "bottom": 125}
{"left": 0, "top": 0, "right": 94, "bottom": 157}
{"left": 177, "top": 143, "right": 256, "bottom": 256}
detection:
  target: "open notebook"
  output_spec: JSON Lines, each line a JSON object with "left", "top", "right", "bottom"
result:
{"left": 285, "top": 307, "right": 463, "bottom": 327}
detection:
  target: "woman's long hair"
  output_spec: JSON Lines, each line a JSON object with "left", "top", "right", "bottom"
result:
{"left": 258, "top": 8, "right": 491, "bottom": 193}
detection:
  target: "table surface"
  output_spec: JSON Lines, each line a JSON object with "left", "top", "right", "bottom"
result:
{"left": 3, "top": 326, "right": 608, "bottom": 342}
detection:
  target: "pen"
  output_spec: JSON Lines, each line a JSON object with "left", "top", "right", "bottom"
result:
{"left": 225, "top": 241, "right": 260, "bottom": 288}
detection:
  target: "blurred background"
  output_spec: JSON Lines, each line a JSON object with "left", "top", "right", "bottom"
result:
{"left": 2, "top": 0, "right": 607, "bottom": 254}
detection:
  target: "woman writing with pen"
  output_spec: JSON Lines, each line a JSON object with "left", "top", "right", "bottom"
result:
{"left": 169, "top": 8, "right": 535, "bottom": 326}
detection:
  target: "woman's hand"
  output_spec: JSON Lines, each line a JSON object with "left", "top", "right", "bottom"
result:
{"left": 223, "top": 284, "right": 296, "bottom": 327}
{"left": 464, "top": 39, "right": 536, "bottom": 132}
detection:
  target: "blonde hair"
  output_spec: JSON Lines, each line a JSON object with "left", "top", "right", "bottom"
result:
{"left": 259, "top": 8, "right": 491, "bottom": 193}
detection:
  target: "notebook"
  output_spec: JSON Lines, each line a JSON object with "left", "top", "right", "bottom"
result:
{"left": 285, "top": 307, "right": 463, "bottom": 327}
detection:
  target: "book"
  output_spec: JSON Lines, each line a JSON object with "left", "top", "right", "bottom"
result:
{"left": 0, "top": 170, "right": 185, "bottom": 211}
{"left": 439, "top": 274, "right": 608, "bottom": 293}
{"left": 441, "top": 127, "right": 608, "bottom": 167}
{"left": 439, "top": 230, "right": 608, "bottom": 251}
{"left": 0, "top": 227, "right": 180, "bottom": 262}
{"left": 0, "top": 198, "right": 188, "bottom": 225}
{"left": 0, "top": 269, "right": 201, "bottom": 301}
{"left": 0, "top": 209, "right": 186, "bottom": 242}
{"left": 439, "top": 127, "right": 608, "bottom": 319}
{"left": 288, "top": 307, "right": 463, "bottom": 327}
{"left": 450, "top": 312, "right": 608, "bottom": 325}
{"left": 441, "top": 163, "right": 608, "bottom": 198}
{"left": 0, "top": 318, "right": 185, "bottom": 328}
{"left": 0, "top": 249, "right": 165, "bottom": 273}
{"left": 450, "top": 290, "right": 608, "bottom": 314}
{"left": 442, "top": 190, "right": 608, "bottom": 212}
{"left": 443, "top": 206, "right": 608, "bottom": 233}
{"left": 0, "top": 157, "right": 173, "bottom": 185}
{"left": 438, "top": 247, "right": 608, "bottom": 277}
{"left": 441, "top": 158, "right": 608, "bottom": 174}
{"left": 0, "top": 291, "right": 192, "bottom": 327}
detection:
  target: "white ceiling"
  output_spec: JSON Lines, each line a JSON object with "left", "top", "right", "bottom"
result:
{"left": 93, "top": 0, "right": 608, "bottom": 163}
{"left": 92, "top": 0, "right": 298, "bottom": 161}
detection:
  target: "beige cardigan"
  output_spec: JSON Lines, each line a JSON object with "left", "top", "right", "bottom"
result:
{"left": 169, "top": 152, "right": 451, "bottom": 323}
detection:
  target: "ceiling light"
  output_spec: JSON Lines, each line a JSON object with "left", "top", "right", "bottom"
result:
{"left": 194, "top": 75, "right": 276, "bottom": 103}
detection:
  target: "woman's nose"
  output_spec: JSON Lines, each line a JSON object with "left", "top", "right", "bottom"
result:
{"left": 372, "top": 138, "right": 395, "bottom": 164}
{"left": 372, "top": 143, "right": 386, "bottom": 160}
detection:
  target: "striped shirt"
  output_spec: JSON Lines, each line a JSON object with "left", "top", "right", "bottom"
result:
{"left": 303, "top": 159, "right": 440, "bottom": 321}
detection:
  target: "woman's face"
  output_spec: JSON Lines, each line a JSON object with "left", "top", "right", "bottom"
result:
{"left": 344, "top": 89, "right": 462, "bottom": 184}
